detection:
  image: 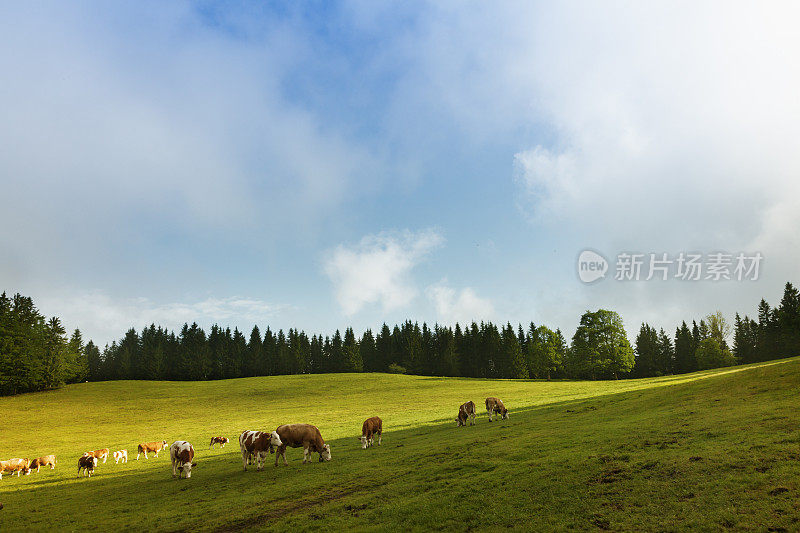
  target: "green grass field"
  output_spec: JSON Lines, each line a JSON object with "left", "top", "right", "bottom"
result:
{"left": 1, "top": 359, "right": 799, "bottom": 531}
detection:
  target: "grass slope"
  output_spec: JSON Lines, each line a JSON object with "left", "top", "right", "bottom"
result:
{"left": 0, "top": 360, "right": 798, "bottom": 531}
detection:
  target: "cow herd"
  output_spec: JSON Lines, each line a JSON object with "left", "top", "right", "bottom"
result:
{"left": 0, "top": 396, "right": 509, "bottom": 483}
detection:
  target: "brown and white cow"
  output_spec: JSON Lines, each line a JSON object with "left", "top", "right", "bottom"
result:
{"left": 170, "top": 441, "right": 196, "bottom": 479}
{"left": 360, "top": 416, "right": 383, "bottom": 449}
{"left": 274, "top": 424, "right": 331, "bottom": 466}
{"left": 486, "top": 397, "right": 509, "bottom": 421}
{"left": 209, "top": 436, "right": 229, "bottom": 448}
{"left": 29, "top": 455, "right": 56, "bottom": 473}
{"left": 0, "top": 458, "right": 30, "bottom": 479}
{"left": 136, "top": 440, "right": 168, "bottom": 460}
{"left": 239, "top": 430, "right": 282, "bottom": 471}
{"left": 456, "top": 401, "right": 477, "bottom": 427}
{"left": 113, "top": 450, "right": 128, "bottom": 464}
{"left": 77, "top": 455, "right": 97, "bottom": 477}
{"left": 84, "top": 448, "right": 109, "bottom": 464}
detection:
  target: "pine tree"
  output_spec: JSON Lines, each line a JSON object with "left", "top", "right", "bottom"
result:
{"left": 343, "top": 327, "right": 363, "bottom": 372}
{"left": 634, "top": 323, "right": 659, "bottom": 377}
{"left": 674, "top": 321, "right": 695, "bottom": 373}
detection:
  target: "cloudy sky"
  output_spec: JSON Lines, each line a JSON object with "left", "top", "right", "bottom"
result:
{"left": 2, "top": 1, "right": 799, "bottom": 346}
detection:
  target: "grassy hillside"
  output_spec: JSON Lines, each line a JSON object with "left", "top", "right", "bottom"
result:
{"left": 0, "top": 360, "right": 798, "bottom": 531}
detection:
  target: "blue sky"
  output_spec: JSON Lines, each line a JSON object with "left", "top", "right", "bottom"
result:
{"left": 3, "top": 2, "right": 799, "bottom": 346}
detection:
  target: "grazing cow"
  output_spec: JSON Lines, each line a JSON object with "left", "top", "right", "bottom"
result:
{"left": 209, "top": 436, "right": 229, "bottom": 448}
{"left": 239, "top": 430, "right": 282, "bottom": 471}
{"left": 0, "top": 459, "right": 30, "bottom": 480}
{"left": 274, "top": 424, "right": 331, "bottom": 466}
{"left": 456, "top": 401, "right": 477, "bottom": 427}
{"left": 136, "top": 440, "right": 168, "bottom": 460}
{"left": 113, "top": 450, "right": 128, "bottom": 464}
{"left": 360, "top": 417, "right": 383, "bottom": 449}
{"left": 486, "top": 397, "right": 509, "bottom": 421}
{"left": 170, "top": 441, "right": 196, "bottom": 479}
{"left": 29, "top": 455, "right": 56, "bottom": 473}
{"left": 77, "top": 455, "right": 97, "bottom": 477}
{"left": 84, "top": 448, "right": 109, "bottom": 464}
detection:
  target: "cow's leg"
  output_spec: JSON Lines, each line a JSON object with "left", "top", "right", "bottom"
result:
{"left": 487, "top": 408, "right": 493, "bottom": 422}
{"left": 302, "top": 447, "right": 310, "bottom": 464}
{"left": 377, "top": 432, "right": 382, "bottom": 445}
{"left": 256, "top": 451, "right": 263, "bottom": 471}
{"left": 172, "top": 459, "right": 178, "bottom": 478}
{"left": 102, "top": 455, "right": 107, "bottom": 464}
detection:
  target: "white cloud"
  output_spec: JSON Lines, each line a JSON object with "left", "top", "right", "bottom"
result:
{"left": 324, "top": 230, "right": 443, "bottom": 315}
{"left": 0, "top": 4, "right": 378, "bottom": 287}
{"left": 427, "top": 280, "right": 494, "bottom": 326}
{"left": 35, "top": 292, "right": 287, "bottom": 347}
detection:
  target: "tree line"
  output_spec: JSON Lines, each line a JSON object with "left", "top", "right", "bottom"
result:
{"left": 1, "top": 282, "right": 798, "bottom": 394}
{"left": 0, "top": 292, "right": 89, "bottom": 395}
{"left": 632, "top": 282, "right": 800, "bottom": 377}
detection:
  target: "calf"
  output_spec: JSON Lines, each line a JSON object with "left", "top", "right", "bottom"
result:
{"left": 77, "top": 455, "right": 97, "bottom": 477}
{"left": 209, "top": 436, "right": 229, "bottom": 448}
{"left": 360, "top": 416, "right": 383, "bottom": 449}
{"left": 136, "top": 440, "right": 168, "bottom": 460}
{"left": 274, "top": 424, "right": 331, "bottom": 466}
{"left": 170, "top": 441, "right": 196, "bottom": 479}
{"left": 456, "top": 401, "right": 477, "bottom": 427}
{"left": 486, "top": 397, "right": 509, "bottom": 421}
{"left": 29, "top": 455, "right": 56, "bottom": 473}
{"left": 113, "top": 450, "right": 128, "bottom": 464}
{"left": 84, "top": 448, "right": 109, "bottom": 464}
{"left": 0, "top": 459, "right": 30, "bottom": 480}
{"left": 239, "top": 430, "right": 282, "bottom": 471}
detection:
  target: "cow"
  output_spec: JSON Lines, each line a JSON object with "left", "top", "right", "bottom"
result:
{"left": 360, "top": 417, "right": 383, "bottom": 449}
{"left": 113, "top": 450, "right": 128, "bottom": 464}
{"left": 136, "top": 440, "right": 168, "bottom": 460}
{"left": 239, "top": 430, "right": 282, "bottom": 471}
{"left": 456, "top": 401, "right": 477, "bottom": 427}
{"left": 274, "top": 424, "right": 331, "bottom": 466}
{"left": 29, "top": 455, "right": 56, "bottom": 473}
{"left": 209, "top": 436, "right": 229, "bottom": 448}
{"left": 84, "top": 448, "right": 109, "bottom": 464}
{"left": 170, "top": 441, "right": 196, "bottom": 479}
{"left": 486, "top": 397, "right": 509, "bottom": 421}
{"left": 77, "top": 455, "right": 97, "bottom": 477}
{"left": 0, "top": 459, "right": 30, "bottom": 480}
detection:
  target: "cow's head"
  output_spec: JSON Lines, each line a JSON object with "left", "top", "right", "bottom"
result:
{"left": 319, "top": 444, "right": 332, "bottom": 462}
{"left": 89, "top": 457, "right": 98, "bottom": 469}
{"left": 162, "top": 440, "right": 168, "bottom": 450}
{"left": 359, "top": 436, "right": 368, "bottom": 449}
{"left": 501, "top": 408, "right": 509, "bottom": 420}
{"left": 269, "top": 431, "right": 282, "bottom": 449}
{"left": 177, "top": 461, "right": 197, "bottom": 478}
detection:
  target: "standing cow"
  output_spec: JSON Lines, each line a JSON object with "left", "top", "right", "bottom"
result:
{"left": 0, "top": 459, "right": 30, "bottom": 479}
{"left": 77, "top": 455, "right": 97, "bottom": 477}
{"left": 113, "top": 450, "right": 128, "bottom": 464}
{"left": 239, "top": 430, "right": 282, "bottom": 471}
{"left": 274, "top": 424, "right": 331, "bottom": 466}
{"left": 29, "top": 455, "right": 56, "bottom": 473}
{"left": 486, "top": 397, "right": 509, "bottom": 421}
{"left": 170, "top": 441, "right": 196, "bottom": 479}
{"left": 84, "top": 448, "right": 109, "bottom": 464}
{"left": 137, "top": 440, "right": 168, "bottom": 460}
{"left": 210, "top": 436, "right": 229, "bottom": 448}
{"left": 456, "top": 401, "right": 477, "bottom": 427}
{"left": 360, "top": 417, "right": 383, "bottom": 449}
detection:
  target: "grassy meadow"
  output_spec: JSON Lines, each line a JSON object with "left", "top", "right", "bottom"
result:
{"left": 0, "top": 359, "right": 799, "bottom": 531}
